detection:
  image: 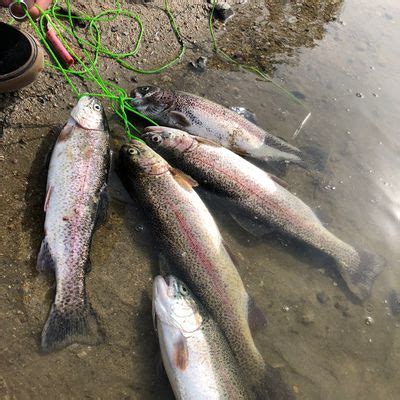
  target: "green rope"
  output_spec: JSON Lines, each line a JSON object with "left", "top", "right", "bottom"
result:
{"left": 18, "top": 0, "right": 308, "bottom": 139}
{"left": 23, "top": 0, "right": 186, "bottom": 139}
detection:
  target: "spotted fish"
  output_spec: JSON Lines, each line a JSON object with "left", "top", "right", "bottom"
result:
{"left": 143, "top": 126, "right": 385, "bottom": 301}
{"left": 130, "top": 86, "right": 302, "bottom": 163}
{"left": 37, "top": 96, "right": 110, "bottom": 352}
{"left": 153, "top": 275, "right": 252, "bottom": 400}
{"left": 120, "top": 141, "right": 273, "bottom": 396}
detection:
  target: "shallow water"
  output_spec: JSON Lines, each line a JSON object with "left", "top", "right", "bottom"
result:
{"left": 1, "top": 0, "right": 400, "bottom": 399}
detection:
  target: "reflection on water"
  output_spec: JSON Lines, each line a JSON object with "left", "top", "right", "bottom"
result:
{"left": 1, "top": 0, "right": 400, "bottom": 399}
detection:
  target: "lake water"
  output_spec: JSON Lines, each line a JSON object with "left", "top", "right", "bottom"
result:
{"left": 1, "top": 0, "right": 399, "bottom": 399}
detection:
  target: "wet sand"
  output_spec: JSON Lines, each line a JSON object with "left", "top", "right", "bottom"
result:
{"left": 1, "top": 1, "right": 400, "bottom": 399}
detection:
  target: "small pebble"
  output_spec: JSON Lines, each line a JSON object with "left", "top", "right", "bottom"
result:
{"left": 282, "top": 305, "right": 290, "bottom": 312}
{"left": 213, "top": 2, "right": 234, "bottom": 23}
{"left": 335, "top": 301, "right": 351, "bottom": 317}
{"left": 76, "top": 350, "right": 87, "bottom": 359}
{"left": 301, "top": 311, "right": 315, "bottom": 325}
{"left": 356, "top": 92, "right": 364, "bottom": 98}
{"left": 189, "top": 56, "right": 208, "bottom": 72}
{"left": 365, "top": 316, "right": 374, "bottom": 326}
{"left": 316, "top": 291, "right": 328, "bottom": 304}
{"left": 135, "top": 224, "right": 144, "bottom": 233}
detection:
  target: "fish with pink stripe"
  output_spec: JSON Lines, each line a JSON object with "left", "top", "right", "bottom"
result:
{"left": 37, "top": 96, "right": 110, "bottom": 352}
{"left": 143, "top": 126, "right": 385, "bottom": 301}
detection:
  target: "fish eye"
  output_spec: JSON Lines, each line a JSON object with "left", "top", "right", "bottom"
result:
{"left": 141, "top": 86, "right": 157, "bottom": 97}
{"left": 93, "top": 103, "right": 102, "bottom": 112}
{"left": 128, "top": 147, "right": 138, "bottom": 155}
{"left": 151, "top": 134, "right": 162, "bottom": 144}
{"left": 179, "top": 285, "right": 188, "bottom": 296}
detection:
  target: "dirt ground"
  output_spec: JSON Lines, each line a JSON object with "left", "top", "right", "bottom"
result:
{"left": 3, "top": 1, "right": 399, "bottom": 399}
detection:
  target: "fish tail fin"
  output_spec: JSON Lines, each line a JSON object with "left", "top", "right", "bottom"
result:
{"left": 41, "top": 298, "right": 104, "bottom": 353}
{"left": 249, "top": 145, "right": 303, "bottom": 164}
{"left": 340, "top": 249, "right": 385, "bottom": 301}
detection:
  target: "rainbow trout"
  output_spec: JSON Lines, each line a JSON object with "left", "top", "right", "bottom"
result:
{"left": 120, "top": 142, "right": 268, "bottom": 394}
{"left": 130, "top": 86, "right": 302, "bottom": 163}
{"left": 37, "top": 96, "right": 110, "bottom": 352}
{"left": 153, "top": 275, "right": 252, "bottom": 400}
{"left": 143, "top": 126, "right": 385, "bottom": 301}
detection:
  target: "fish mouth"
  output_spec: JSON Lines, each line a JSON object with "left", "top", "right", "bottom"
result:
{"left": 154, "top": 275, "right": 173, "bottom": 299}
{"left": 130, "top": 87, "right": 142, "bottom": 98}
{"left": 129, "top": 92, "right": 145, "bottom": 108}
{"left": 152, "top": 275, "right": 172, "bottom": 331}
{"left": 130, "top": 88, "right": 147, "bottom": 105}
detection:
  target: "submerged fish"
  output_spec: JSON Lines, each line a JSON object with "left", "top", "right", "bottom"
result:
{"left": 120, "top": 142, "right": 269, "bottom": 394}
{"left": 153, "top": 275, "right": 251, "bottom": 400}
{"left": 143, "top": 126, "right": 385, "bottom": 300}
{"left": 130, "top": 86, "right": 302, "bottom": 163}
{"left": 37, "top": 96, "right": 110, "bottom": 352}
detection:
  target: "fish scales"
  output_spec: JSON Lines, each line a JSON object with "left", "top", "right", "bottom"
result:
{"left": 130, "top": 86, "right": 302, "bottom": 163}
{"left": 143, "top": 127, "right": 385, "bottom": 301}
{"left": 38, "top": 97, "right": 110, "bottom": 352}
{"left": 120, "top": 142, "right": 268, "bottom": 394}
{"left": 153, "top": 275, "right": 252, "bottom": 399}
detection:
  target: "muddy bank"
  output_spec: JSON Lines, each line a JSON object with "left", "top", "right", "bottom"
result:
{"left": 1, "top": 1, "right": 400, "bottom": 400}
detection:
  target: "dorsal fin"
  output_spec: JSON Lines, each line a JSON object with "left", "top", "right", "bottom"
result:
{"left": 170, "top": 168, "right": 198, "bottom": 191}
{"left": 193, "top": 136, "right": 222, "bottom": 148}
{"left": 230, "top": 211, "right": 274, "bottom": 238}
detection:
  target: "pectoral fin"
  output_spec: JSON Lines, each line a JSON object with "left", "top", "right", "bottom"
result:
{"left": 170, "top": 168, "right": 198, "bottom": 191}
{"left": 44, "top": 186, "right": 53, "bottom": 212}
{"left": 169, "top": 111, "right": 192, "bottom": 127}
{"left": 173, "top": 334, "right": 189, "bottom": 371}
{"left": 57, "top": 123, "right": 74, "bottom": 142}
{"left": 230, "top": 212, "right": 274, "bottom": 238}
{"left": 95, "top": 185, "right": 108, "bottom": 229}
{"left": 37, "top": 238, "right": 55, "bottom": 272}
